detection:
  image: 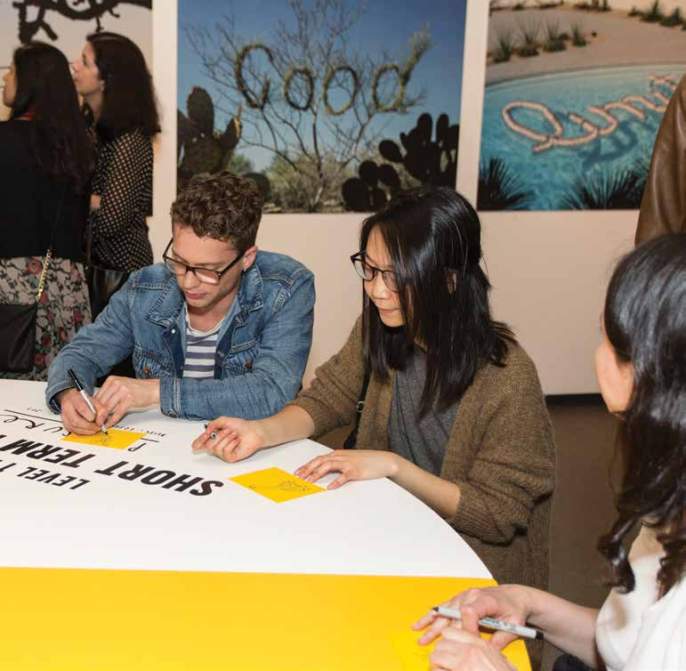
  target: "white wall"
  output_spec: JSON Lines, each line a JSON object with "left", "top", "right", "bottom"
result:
{"left": 153, "top": 1, "right": 638, "bottom": 393}
{"left": 456, "top": 2, "right": 636, "bottom": 393}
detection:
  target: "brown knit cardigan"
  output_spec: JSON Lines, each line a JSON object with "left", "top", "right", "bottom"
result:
{"left": 292, "top": 317, "right": 556, "bottom": 590}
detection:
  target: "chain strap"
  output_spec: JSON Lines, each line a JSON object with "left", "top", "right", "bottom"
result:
{"left": 35, "top": 248, "right": 53, "bottom": 301}
{"left": 35, "top": 183, "right": 65, "bottom": 303}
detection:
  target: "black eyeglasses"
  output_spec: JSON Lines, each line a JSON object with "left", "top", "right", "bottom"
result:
{"left": 350, "top": 252, "right": 399, "bottom": 292}
{"left": 162, "top": 240, "right": 244, "bottom": 285}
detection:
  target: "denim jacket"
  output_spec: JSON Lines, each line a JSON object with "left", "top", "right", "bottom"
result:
{"left": 46, "top": 251, "right": 315, "bottom": 420}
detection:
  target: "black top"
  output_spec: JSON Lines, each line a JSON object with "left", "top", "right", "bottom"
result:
{"left": 89, "top": 129, "right": 154, "bottom": 271}
{"left": 0, "top": 120, "right": 88, "bottom": 262}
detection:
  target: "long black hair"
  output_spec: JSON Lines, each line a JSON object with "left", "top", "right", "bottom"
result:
{"left": 598, "top": 233, "right": 686, "bottom": 595}
{"left": 359, "top": 186, "right": 514, "bottom": 416}
{"left": 11, "top": 42, "right": 93, "bottom": 190}
{"left": 87, "top": 31, "right": 160, "bottom": 140}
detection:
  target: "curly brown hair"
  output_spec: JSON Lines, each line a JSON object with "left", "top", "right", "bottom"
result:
{"left": 170, "top": 172, "right": 263, "bottom": 251}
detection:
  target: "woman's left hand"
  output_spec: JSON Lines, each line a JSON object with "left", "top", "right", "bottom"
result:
{"left": 295, "top": 449, "right": 400, "bottom": 489}
{"left": 429, "top": 627, "right": 515, "bottom": 671}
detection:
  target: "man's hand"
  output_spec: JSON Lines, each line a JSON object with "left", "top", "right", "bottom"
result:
{"left": 58, "top": 388, "right": 108, "bottom": 435}
{"left": 94, "top": 376, "right": 160, "bottom": 428}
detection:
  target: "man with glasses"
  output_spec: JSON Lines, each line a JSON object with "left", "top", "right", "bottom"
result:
{"left": 46, "top": 172, "right": 315, "bottom": 432}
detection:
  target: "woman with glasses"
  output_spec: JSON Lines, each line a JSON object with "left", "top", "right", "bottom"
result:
{"left": 193, "top": 186, "right": 555, "bottom": 593}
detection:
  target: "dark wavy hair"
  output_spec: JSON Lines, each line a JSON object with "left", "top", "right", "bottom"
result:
{"left": 87, "top": 31, "right": 160, "bottom": 141}
{"left": 10, "top": 42, "right": 93, "bottom": 190}
{"left": 359, "top": 186, "right": 514, "bottom": 416}
{"left": 598, "top": 233, "right": 686, "bottom": 596}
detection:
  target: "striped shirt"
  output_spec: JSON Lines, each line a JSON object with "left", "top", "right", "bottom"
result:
{"left": 183, "top": 311, "right": 226, "bottom": 379}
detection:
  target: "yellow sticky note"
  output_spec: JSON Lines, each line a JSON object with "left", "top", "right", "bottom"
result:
{"left": 62, "top": 429, "right": 146, "bottom": 450}
{"left": 390, "top": 630, "right": 434, "bottom": 671}
{"left": 230, "top": 466, "right": 324, "bottom": 503}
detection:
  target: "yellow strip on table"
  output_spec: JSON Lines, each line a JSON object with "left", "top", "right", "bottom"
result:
{"left": 0, "top": 568, "right": 531, "bottom": 670}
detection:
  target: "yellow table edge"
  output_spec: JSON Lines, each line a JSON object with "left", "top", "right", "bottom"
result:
{"left": 0, "top": 566, "right": 531, "bottom": 670}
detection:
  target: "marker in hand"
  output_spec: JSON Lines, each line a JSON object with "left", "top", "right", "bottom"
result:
{"left": 432, "top": 606, "right": 543, "bottom": 641}
{"left": 67, "top": 368, "right": 108, "bottom": 435}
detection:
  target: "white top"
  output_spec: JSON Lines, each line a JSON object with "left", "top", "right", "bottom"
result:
{"left": 0, "top": 380, "right": 490, "bottom": 579}
{"left": 596, "top": 525, "right": 686, "bottom": 671}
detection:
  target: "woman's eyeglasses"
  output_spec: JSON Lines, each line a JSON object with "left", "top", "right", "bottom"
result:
{"left": 162, "top": 240, "right": 244, "bottom": 285}
{"left": 350, "top": 252, "right": 399, "bottom": 292}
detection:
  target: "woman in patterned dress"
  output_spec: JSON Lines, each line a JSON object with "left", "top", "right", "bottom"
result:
{"left": 0, "top": 42, "right": 94, "bottom": 380}
{"left": 71, "top": 32, "right": 160, "bottom": 275}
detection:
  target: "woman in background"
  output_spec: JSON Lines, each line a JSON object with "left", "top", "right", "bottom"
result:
{"left": 194, "top": 187, "right": 556, "bottom": 596}
{"left": 72, "top": 31, "right": 159, "bottom": 275}
{"left": 415, "top": 234, "right": 686, "bottom": 671}
{"left": 0, "top": 42, "right": 93, "bottom": 380}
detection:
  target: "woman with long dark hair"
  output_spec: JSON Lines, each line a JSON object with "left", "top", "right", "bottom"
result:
{"left": 0, "top": 42, "right": 93, "bottom": 380}
{"left": 192, "top": 186, "right": 556, "bottom": 589}
{"left": 71, "top": 31, "right": 159, "bottom": 274}
{"left": 415, "top": 234, "right": 686, "bottom": 671}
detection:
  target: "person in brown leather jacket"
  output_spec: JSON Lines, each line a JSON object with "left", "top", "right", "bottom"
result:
{"left": 636, "top": 75, "right": 686, "bottom": 244}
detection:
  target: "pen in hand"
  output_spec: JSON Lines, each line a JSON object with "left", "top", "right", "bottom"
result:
{"left": 432, "top": 606, "right": 543, "bottom": 641}
{"left": 67, "top": 368, "right": 108, "bottom": 435}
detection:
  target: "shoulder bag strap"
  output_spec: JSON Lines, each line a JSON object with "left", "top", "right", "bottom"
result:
{"left": 36, "top": 184, "right": 67, "bottom": 302}
{"left": 343, "top": 363, "right": 371, "bottom": 450}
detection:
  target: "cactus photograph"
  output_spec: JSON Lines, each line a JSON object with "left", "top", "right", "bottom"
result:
{"left": 479, "top": 0, "right": 686, "bottom": 211}
{"left": 178, "top": 0, "right": 466, "bottom": 213}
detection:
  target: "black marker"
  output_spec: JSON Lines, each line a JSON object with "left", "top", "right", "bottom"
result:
{"left": 67, "top": 368, "right": 108, "bottom": 435}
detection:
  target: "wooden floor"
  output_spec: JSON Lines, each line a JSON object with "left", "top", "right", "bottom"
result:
{"left": 543, "top": 396, "right": 619, "bottom": 670}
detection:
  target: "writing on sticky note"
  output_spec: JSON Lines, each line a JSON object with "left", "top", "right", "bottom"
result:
{"left": 390, "top": 630, "right": 434, "bottom": 671}
{"left": 62, "top": 429, "right": 146, "bottom": 450}
{"left": 230, "top": 467, "right": 324, "bottom": 503}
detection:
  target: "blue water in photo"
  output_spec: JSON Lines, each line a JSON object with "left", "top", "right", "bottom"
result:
{"left": 480, "top": 64, "right": 686, "bottom": 210}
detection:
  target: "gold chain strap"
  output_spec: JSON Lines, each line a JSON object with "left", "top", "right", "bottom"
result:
{"left": 35, "top": 248, "right": 52, "bottom": 301}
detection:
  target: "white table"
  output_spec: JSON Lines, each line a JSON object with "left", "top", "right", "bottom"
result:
{"left": 0, "top": 380, "right": 531, "bottom": 671}
{"left": 0, "top": 379, "right": 489, "bottom": 578}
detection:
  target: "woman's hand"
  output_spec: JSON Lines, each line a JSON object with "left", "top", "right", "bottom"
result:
{"left": 295, "top": 449, "right": 400, "bottom": 489}
{"left": 429, "top": 626, "right": 515, "bottom": 671}
{"left": 90, "top": 194, "right": 101, "bottom": 210}
{"left": 192, "top": 417, "right": 267, "bottom": 463}
{"left": 413, "top": 586, "right": 533, "bottom": 650}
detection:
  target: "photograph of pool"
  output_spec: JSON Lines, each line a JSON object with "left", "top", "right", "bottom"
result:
{"left": 479, "top": 1, "right": 686, "bottom": 211}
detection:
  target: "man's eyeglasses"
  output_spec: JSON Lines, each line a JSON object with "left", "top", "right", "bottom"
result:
{"left": 162, "top": 240, "right": 244, "bottom": 285}
{"left": 350, "top": 252, "right": 399, "bottom": 292}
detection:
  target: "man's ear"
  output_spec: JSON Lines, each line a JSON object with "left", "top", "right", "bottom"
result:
{"left": 241, "top": 245, "right": 258, "bottom": 272}
{"left": 446, "top": 270, "right": 459, "bottom": 294}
